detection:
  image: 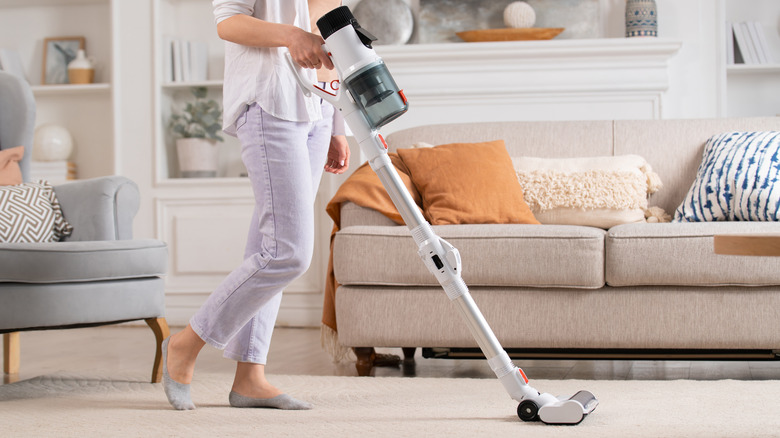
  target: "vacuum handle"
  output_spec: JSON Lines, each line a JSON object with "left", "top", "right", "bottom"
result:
{"left": 284, "top": 47, "right": 341, "bottom": 107}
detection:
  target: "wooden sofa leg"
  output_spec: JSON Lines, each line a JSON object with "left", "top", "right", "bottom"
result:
{"left": 354, "top": 347, "right": 375, "bottom": 376}
{"left": 3, "top": 332, "right": 20, "bottom": 375}
{"left": 145, "top": 318, "right": 170, "bottom": 383}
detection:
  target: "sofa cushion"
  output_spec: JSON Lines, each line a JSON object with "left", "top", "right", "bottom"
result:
{"left": 396, "top": 140, "right": 538, "bottom": 225}
{"left": 334, "top": 224, "right": 605, "bottom": 288}
{"left": 675, "top": 131, "right": 780, "bottom": 222}
{"left": 335, "top": 285, "right": 780, "bottom": 349}
{"left": 606, "top": 222, "right": 780, "bottom": 286}
{"left": 0, "top": 278, "right": 166, "bottom": 331}
{"left": 0, "top": 239, "right": 167, "bottom": 283}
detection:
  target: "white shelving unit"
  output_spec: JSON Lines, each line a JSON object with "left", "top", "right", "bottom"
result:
{"left": 719, "top": 0, "right": 780, "bottom": 117}
{"left": 0, "top": 0, "right": 116, "bottom": 179}
{"left": 153, "top": 0, "right": 244, "bottom": 183}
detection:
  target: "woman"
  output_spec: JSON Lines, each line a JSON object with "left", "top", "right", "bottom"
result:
{"left": 161, "top": 0, "right": 347, "bottom": 410}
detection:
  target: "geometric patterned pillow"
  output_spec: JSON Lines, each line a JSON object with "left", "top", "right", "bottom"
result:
{"left": 674, "top": 131, "right": 780, "bottom": 222}
{"left": 0, "top": 180, "right": 73, "bottom": 242}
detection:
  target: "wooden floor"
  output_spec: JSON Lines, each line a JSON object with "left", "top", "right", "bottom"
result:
{"left": 4, "top": 325, "right": 780, "bottom": 385}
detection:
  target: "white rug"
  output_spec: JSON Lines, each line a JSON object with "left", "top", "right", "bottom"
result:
{"left": 2, "top": 373, "right": 780, "bottom": 437}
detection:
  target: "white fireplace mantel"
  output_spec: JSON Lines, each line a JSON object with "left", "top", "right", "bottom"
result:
{"left": 375, "top": 38, "right": 682, "bottom": 133}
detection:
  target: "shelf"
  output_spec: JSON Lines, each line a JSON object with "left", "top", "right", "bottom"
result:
{"left": 32, "top": 83, "right": 111, "bottom": 96}
{"left": 726, "top": 64, "right": 780, "bottom": 74}
{"left": 156, "top": 176, "right": 250, "bottom": 188}
{"left": 0, "top": 0, "right": 105, "bottom": 7}
{"left": 161, "top": 80, "right": 224, "bottom": 90}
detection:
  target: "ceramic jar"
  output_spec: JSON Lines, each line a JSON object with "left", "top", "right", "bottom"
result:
{"left": 67, "top": 49, "right": 95, "bottom": 84}
{"left": 176, "top": 138, "right": 219, "bottom": 178}
{"left": 625, "top": 0, "right": 657, "bottom": 37}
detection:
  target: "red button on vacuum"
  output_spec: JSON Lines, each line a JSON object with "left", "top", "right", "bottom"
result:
{"left": 399, "top": 89, "right": 407, "bottom": 105}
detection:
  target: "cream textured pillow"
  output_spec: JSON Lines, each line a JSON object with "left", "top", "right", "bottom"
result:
{"left": 512, "top": 155, "right": 664, "bottom": 229}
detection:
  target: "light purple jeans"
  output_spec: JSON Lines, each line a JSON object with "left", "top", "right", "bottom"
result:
{"left": 190, "top": 101, "right": 333, "bottom": 364}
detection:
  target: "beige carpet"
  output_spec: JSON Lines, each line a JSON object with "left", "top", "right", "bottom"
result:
{"left": 2, "top": 372, "right": 780, "bottom": 437}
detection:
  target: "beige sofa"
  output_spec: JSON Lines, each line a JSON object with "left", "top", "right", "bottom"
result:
{"left": 331, "top": 117, "right": 780, "bottom": 371}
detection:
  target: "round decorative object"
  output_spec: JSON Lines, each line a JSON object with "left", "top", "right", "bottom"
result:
{"left": 625, "top": 0, "right": 657, "bottom": 37}
{"left": 352, "top": 0, "right": 414, "bottom": 45}
{"left": 503, "top": 2, "right": 536, "bottom": 29}
{"left": 33, "top": 123, "right": 73, "bottom": 162}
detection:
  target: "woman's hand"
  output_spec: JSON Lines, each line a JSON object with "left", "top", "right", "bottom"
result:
{"left": 324, "top": 135, "right": 350, "bottom": 174}
{"left": 287, "top": 27, "right": 334, "bottom": 70}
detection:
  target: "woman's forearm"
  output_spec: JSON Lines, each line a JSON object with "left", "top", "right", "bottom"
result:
{"left": 216, "top": 13, "right": 332, "bottom": 70}
{"left": 216, "top": 14, "right": 297, "bottom": 48}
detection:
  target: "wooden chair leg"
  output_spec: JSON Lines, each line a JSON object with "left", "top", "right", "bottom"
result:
{"left": 144, "top": 318, "right": 170, "bottom": 383}
{"left": 3, "top": 332, "right": 20, "bottom": 375}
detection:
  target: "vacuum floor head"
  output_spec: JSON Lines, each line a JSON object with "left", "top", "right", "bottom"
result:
{"left": 518, "top": 390, "right": 598, "bottom": 425}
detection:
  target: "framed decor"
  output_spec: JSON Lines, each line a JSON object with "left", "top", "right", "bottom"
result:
{"left": 41, "top": 36, "right": 85, "bottom": 84}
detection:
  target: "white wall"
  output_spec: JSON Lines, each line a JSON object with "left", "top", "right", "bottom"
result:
{"left": 653, "top": 0, "right": 721, "bottom": 118}
{"left": 113, "top": 0, "right": 156, "bottom": 240}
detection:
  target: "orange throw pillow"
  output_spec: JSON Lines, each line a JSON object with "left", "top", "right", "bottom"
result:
{"left": 0, "top": 146, "right": 24, "bottom": 186}
{"left": 397, "top": 140, "right": 539, "bottom": 225}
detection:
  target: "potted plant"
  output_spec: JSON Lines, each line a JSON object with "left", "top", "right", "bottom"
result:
{"left": 169, "top": 87, "right": 223, "bottom": 178}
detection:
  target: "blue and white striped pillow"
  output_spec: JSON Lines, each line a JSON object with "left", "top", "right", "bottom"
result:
{"left": 674, "top": 131, "right": 780, "bottom": 222}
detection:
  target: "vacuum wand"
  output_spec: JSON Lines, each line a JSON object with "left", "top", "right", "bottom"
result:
{"left": 287, "top": 5, "right": 598, "bottom": 425}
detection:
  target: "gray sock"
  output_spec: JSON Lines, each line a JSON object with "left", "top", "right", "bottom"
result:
{"left": 161, "top": 337, "right": 196, "bottom": 410}
{"left": 229, "top": 391, "right": 313, "bottom": 410}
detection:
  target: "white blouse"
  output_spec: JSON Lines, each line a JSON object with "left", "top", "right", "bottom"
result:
{"left": 212, "top": 0, "right": 322, "bottom": 136}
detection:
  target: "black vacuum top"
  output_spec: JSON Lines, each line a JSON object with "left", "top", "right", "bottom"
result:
{"left": 316, "top": 6, "right": 355, "bottom": 41}
{"left": 316, "top": 6, "right": 377, "bottom": 48}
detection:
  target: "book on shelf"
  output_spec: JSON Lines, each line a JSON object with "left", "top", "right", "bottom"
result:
{"left": 725, "top": 21, "right": 735, "bottom": 65}
{"left": 748, "top": 21, "right": 774, "bottom": 64}
{"left": 164, "top": 38, "right": 209, "bottom": 83}
{"left": 30, "top": 161, "right": 77, "bottom": 185}
{"left": 728, "top": 21, "right": 774, "bottom": 65}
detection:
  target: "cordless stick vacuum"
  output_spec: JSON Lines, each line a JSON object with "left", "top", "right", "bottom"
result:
{"left": 286, "top": 6, "right": 598, "bottom": 425}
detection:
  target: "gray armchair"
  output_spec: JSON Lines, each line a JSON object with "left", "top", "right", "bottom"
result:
{"left": 0, "top": 70, "right": 169, "bottom": 383}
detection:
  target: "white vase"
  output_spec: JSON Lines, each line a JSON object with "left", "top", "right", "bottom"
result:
{"left": 176, "top": 138, "right": 219, "bottom": 178}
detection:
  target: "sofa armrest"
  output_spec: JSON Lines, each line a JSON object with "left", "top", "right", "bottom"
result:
{"left": 340, "top": 201, "right": 398, "bottom": 228}
{"left": 54, "top": 176, "right": 140, "bottom": 241}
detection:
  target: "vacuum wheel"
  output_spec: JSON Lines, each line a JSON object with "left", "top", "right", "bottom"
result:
{"left": 517, "top": 400, "right": 539, "bottom": 422}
